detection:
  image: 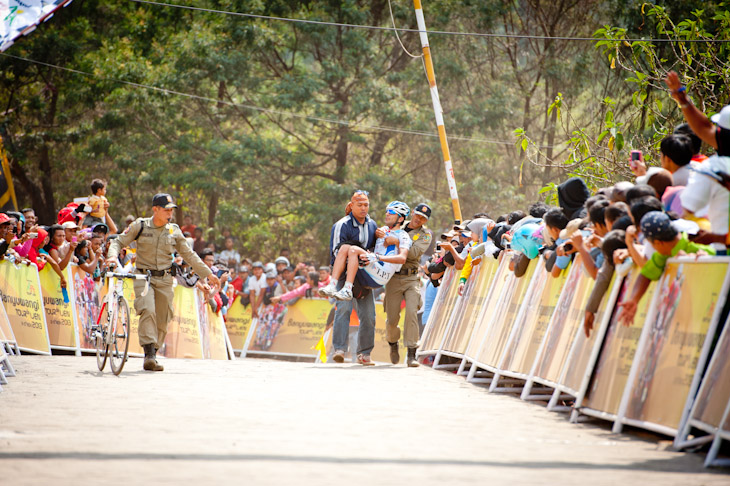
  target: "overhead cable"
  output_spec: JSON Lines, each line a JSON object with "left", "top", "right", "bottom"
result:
{"left": 128, "top": 0, "right": 729, "bottom": 44}
{"left": 1, "top": 52, "right": 559, "bottom": 148}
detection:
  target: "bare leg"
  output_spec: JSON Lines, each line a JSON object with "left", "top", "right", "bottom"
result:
{"left": 345, "top": 246, "right": 368, "bottom": 284}
{"left": 330, "top": 244, "right": 351, "bottom": 281}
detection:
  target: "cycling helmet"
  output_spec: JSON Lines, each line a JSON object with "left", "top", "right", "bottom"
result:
{"left": 386, "top": 201, "right": 410, "bottom": 220}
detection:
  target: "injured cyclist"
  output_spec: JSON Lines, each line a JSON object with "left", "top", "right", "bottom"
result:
{"left": 320, "top": 201, "right": 412, "bottom": 301}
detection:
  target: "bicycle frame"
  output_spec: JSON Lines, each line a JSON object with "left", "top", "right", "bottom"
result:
{"left": 103, "top": 271, "right": 150, "bottom": 346}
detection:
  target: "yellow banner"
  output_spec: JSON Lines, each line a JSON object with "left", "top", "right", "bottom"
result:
{"left": 502, "top": 260, "right": 566, "bottom": 374}
{"left": 584, "top": 269, "right": 655, "bottom": 415}
{"left": 477, "top": 259, "right": 536, "bottom": 367}
{"left": 624, "top": 260, "right": 728, "bottom": 430}
{"left": 161, "top": 284, "right": 203, "bottom": 359}
{"left": 198, "top": 290, "right": 228, "bottom": 360}
{"left": 534, "top": 256, "right": 594, "bottom": 384}
{"left": 442, "top": 258, "right": 499, "bottom": 355}
{"left": 38, "top": 265, "right": 77, "bottom": 349}
{"left": 420, "top": 268, "right": 460, "bottom": 353}
{"left": 561, "top": 273, "right": 619, "bottom": 394}
{"left": 224, "top": 298, "right": 253, "bottom": 352}
{"left": 464, "top": 254, "right": 511, "bottom": 360}
{"left": 0, "top": 261, "right": 49, "bottom": 354}
{"left": 69, "top": 265, "right": 104, "bottom": 352}
{"left": 248, "top": 299, "right": 329, "bottom": 356}
{"left": 693, "top": 324, "right": 730, "bottom": 428}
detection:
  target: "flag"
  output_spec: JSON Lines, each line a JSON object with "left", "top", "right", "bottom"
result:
{"left": 313, "top": 327, "right": 331, "bottom": 364}
{"left": 0, "top": 135, "right": 17, "bottom": 212}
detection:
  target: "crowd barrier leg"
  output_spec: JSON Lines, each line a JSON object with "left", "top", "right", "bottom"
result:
{"left": 433, "top": 295, "right": 464, "bottom": 370}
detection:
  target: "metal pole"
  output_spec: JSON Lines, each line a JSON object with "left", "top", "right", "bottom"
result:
{"left": 412, "top": 0, "right": 462, "bottom": 224}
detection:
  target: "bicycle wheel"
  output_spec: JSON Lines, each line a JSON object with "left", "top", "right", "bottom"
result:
{"left": 95, "top": 315, "right": 108, "bottom": 371}
{"left": 109, "top": 296, "right": 130, "bottom": 375}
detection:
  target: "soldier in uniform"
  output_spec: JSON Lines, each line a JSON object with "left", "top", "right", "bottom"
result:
{"left": 384, "top": 203, "right": 432, "bottom": 367}
{"left": 106, "top": 193, "right": 219, "bottom": 372}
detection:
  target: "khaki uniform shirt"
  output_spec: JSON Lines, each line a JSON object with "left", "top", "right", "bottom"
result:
{"left": 401, "top": 221, "right": 432, "bottom": 271}
{"left": 108, "top": 217, "right": 212, "bottom": 279}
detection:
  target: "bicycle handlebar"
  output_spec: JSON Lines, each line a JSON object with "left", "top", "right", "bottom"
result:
{"left": 104, "top": 269, "right": 151, "bottom": 297}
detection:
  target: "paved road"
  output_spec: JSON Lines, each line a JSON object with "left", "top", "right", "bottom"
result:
{"left": 0, "top": 355, "right": 727, "bottom": 485}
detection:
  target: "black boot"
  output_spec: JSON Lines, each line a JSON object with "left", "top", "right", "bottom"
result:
{"left": 407, "top": 347, "right": 420, "bottom": 368}
{"left": 143, "top": 344, "right": 164, "bottom": 372}
{"left": 388, "top": 342, "right": 400, "bottom": 364}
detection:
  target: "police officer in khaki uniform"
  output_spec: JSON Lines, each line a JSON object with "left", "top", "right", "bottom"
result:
{"left": 384, "top": 203, "right": 432, "bottom": 367}
{"left": 106, "top": 193, "right": 219, "bottom": 372}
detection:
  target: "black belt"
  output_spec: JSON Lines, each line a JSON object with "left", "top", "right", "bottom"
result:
{"left": 396, "top": 267, "right": 418, "bottom": 276}
{"left": 138, "top": 268, "right": 171, "bottom": 277}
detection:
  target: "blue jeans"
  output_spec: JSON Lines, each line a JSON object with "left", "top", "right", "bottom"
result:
{"left": 332, "top": 282, "right": 376, "bottom": 356}
{"left": 422, "top": 281, "right": 438, "bottom": 325}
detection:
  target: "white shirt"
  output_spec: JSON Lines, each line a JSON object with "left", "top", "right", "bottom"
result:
{"left": 681, "top": 155, "right": 730, "bottom": 250}
{"left": 672, "top": 161, "right": 700, "bottom": 186}
{"left": 247, "top": 274, "right": 267, "bottom": 297}
{"left": 374, "top": 228, "right": 412, "bottom": 274}
{"left": 218, "top": 249, "right": 241, "bottom": 265}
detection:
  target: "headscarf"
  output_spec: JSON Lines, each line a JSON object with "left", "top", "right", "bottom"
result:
{"left": 27, "top": 228, "right": 49, "bottom": 270}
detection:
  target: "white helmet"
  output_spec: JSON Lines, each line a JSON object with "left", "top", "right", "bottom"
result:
{"left": 386, "top": 201, "right": 410, "bottom": 220}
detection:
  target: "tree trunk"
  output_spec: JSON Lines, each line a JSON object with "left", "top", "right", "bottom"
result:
{"left": 207, "top": 192, "right": 218, "bottom": 228}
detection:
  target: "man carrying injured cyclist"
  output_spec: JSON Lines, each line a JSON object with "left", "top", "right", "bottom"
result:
{"left": 320, "top": 201, "right": 412, "bottom": 302}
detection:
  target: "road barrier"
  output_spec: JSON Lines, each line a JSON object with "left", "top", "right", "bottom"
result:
{"left": 418, "top": 252, "right": 730, "bottom": 467}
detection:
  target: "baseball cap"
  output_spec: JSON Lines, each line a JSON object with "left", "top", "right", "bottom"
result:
{"left": 62, "top": 221, "right": 79, "bottom": 230}
{"left": 413, "top": 203, "right": 431, "bottom": 219}
{"left": 265, "top": 270, "right": 277, "bottom": 279}
{"left": 640, "top": 211, "right": 676, "bottom": 240}
{"left": 152, "top": 193, "right": 178, "bottom": 209}
{"left": 275, "top": 256, "right": 290, "bottom": 266}
{"left": 251, "top": 261, "right": 264, "bottom": 269}
{"left": 0, "top": 213, "right": 10, "bottom": 225}
{"left": 711, "top": 105, "right": 730, "bottom": 130}
{"left": 92, "top": 223, "right": 109, "bottom": 234}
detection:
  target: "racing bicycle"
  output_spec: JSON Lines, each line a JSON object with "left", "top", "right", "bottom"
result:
{"left": 94, "top": 269, "right": 150, "bottom": 375}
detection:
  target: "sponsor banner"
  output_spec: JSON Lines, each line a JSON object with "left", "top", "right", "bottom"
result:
{"left": 224, "top": 298, "right": 253, "bottom": 352}
{"left": 692, "top": 321, "right": 730, "bottom": 428}
{"left": 476, "top": 259, "right": 536, "bottom": 367}
{"left": 69, "top": 265, "right": 103, "bottom": 352}
{"left": 561, "top": 273, "right": 619, "bottom": 394}
{"left": 161, "top": 284, "right": 203, "bottom": 359}
{"left": 623, "top": 261, "right": 728, "bottom": 431}
{"left": 0, "top": 260, "right": 49, "bottom": 354}
{"left": 442, "top": 258, "right": 499, "bottom": 355}
{"left": 583, "top": 269, "right": 655, "bottom": 415}
{"left": 198, "top": 290, "right": 228, "bottom": 360}
{"left": 420, "top": 268, "right": 460, "bottom": 353}
{"left": 502, "top": 261, "right": 566, "bottom": 374}
{"left": 533, "top": 256, "right": 594, "bottom": 384}
{"left": 463, "top": 254, "right": 511, "bottom": 361}
{"left": 248, "top": 298, "right": 329, "bottom": 357}
{"left": 38, "top": 265, "right": 77, "bottom": 349}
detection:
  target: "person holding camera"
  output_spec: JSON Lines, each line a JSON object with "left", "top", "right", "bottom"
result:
{"left": 106, "top": 193, "right": 219, "bottom": 372}
{"left": 383, "top": 203, "right": 432, "bottom": 367}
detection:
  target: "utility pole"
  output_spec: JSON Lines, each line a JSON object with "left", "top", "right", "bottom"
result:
{"left": 412, "top": 0, "right": 462, "bottom": 223}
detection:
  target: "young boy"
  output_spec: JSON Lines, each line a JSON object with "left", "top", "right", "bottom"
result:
{"left": 85, "top": 179, "right": 109, "bottom": 227}
{"left": 319, "top": 201, "right": 412, "bottom": 301}
{"left": 618, "top": 211, "right": 714, "bottom": 325}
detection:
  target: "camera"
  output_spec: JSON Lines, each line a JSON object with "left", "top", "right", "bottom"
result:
{"left": 435, "top": 242, "right": 442, "bottom": 252}
{"left": 563, "top": 242, "right": 574, "bottom": 252}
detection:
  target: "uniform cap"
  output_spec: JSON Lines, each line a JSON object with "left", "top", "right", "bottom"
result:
{"left": 413, "top": 203, "right": 431, "bottom": 219}
{"left": 152, "top": 193, "right": 178, "bottom": 209}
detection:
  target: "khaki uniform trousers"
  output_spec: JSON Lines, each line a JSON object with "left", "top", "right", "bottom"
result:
{"left": 133, "top": 275, "right": 174, "bottom": 348}
{"left": 384, "top": 273, "right": 422, "bottom": 349}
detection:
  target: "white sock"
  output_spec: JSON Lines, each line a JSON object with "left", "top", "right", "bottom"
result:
{"left": 344, "top": 282, "right": 353, "bottom": 291}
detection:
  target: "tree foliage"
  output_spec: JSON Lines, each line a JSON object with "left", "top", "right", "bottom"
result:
{"left": 1, "top": 1, "right": 729, "bottom": 261}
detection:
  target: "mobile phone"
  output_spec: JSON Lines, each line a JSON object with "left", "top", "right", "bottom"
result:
{"left": 629, "top": 150, "right": 642, "bottom": 171}
{"left": 26, "top": 232, "right": 38, "bottom": 239}
{"left": 435, "top": 242, "right": 442, "bottom": 252}
{"left": 72, "top": 236, "right": 77, "bottom": 243}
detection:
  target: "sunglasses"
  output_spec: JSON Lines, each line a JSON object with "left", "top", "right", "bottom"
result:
{"left": 386, "top": 209, "right": 398, "bottom": 215}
